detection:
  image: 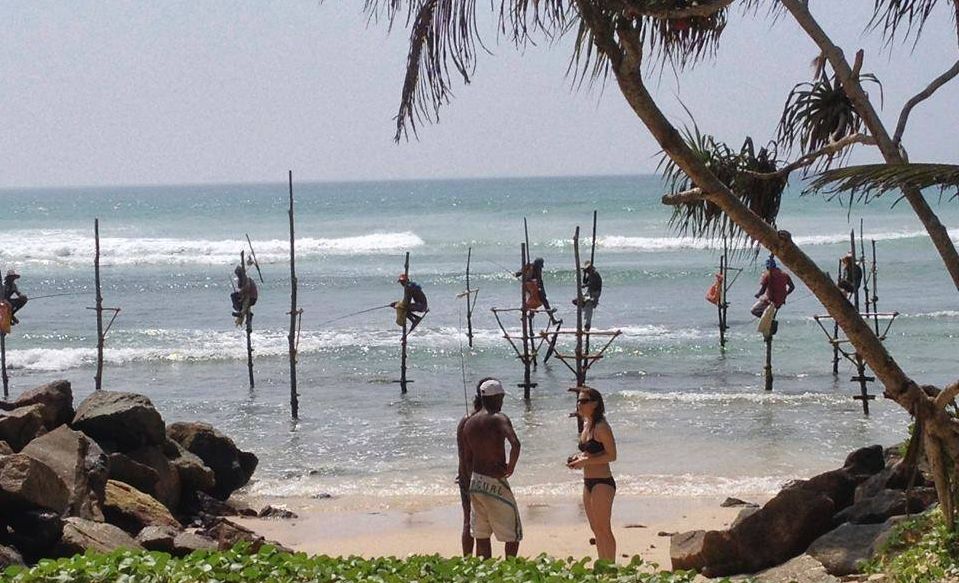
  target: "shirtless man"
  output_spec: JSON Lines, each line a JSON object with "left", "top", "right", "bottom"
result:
{"left": 461, "top": 378, "right": 522, "bottom": 558}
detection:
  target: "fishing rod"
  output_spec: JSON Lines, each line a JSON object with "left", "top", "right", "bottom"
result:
{"left": 315, "top": 304, "right": 393, "bottom": 327}
{"left": 27, "top": 292, "right": 91, "bottom": 301}
{"left": 458, "top": 303, "right": 470, "bottom": 415}
{"left": 245, "top": 234, "right": 265, "bottom": 284}
{"left": 483, "top": 258, "right": 517, "bottom": 278}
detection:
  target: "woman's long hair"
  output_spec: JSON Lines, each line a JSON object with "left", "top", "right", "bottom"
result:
{"left": 580, "top": 386, "right": 606, "bottom": 425}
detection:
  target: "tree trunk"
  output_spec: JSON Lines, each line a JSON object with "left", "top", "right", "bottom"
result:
{"left": 781, "top": 0, "right": 959, "bottom": 294}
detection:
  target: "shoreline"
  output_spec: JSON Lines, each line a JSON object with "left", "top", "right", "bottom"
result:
{"left": 234, "top": 493, "right": 762, "bottom": 566}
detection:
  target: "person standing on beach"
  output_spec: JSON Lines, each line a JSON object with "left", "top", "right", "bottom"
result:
{"left": 751, "top": 256, "right": 794, "bottom": 316}
{"left": 3, "top": 270, "right": 28, "bottom": 325}
{"left": 462, "top": 378, "right": 522, "bottom": 558}
{"left": 455, "top": 381, "right": 485, "bottom": 555}
{"left": 567, "top": 386, "right": 617, "bottom": 562}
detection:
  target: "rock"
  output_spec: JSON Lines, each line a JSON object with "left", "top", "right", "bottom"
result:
{"left": 136, "top": 525, "right": 180, "bottom": 553}
{"left": 258, "top": 505, "right": 298, "bottom": 519}
{"left": 731, "top": 506, "right": 760, "bottom": 528}
{"left": 0, "top": 405, "right": 46, "bottom": 452}
{"left": 168, "top": 422, "right": 258, "bottom": 500}
{"left": 844, "top": 445, "right": 886, "bottom": 477}
{"left": 164, "top": 439, "right": 216, "bottom": 494}
{"left": 200, "top": 517, "right": 287, "bottom": 552}
{"left": 0, "top": 544, "right": 25, "bottom": 569}
{"left": 72, "top": 391, "right": 165, "bottom": 450}
{"left": 108, "top": 452, "right": 160, "bottom": 495}
{"left": 0, "top": 441, "right": 12, "bottom": 455}
{"left": 103, "top": 480, "right": 181, "bottom": 535}
{"left": 172, "top": 531, "right": 218, "bottom": 556}
{"left": 807, "top": 518, "right": 903, "bottom": 576}
{"left": 672, "top": 486, "right": 836, "bottom": 577}
{"left": 21, "top": 425, "right": 109, "bottom": 520}
{"left": 189, "top": 490, "right": 240, "bottom": 517}
{"left": 0, "top": 453, "right": 69, "bottom": 513}
{"left": 836, "top": 489, "right": 932, "bottom": 525}
{"left": 721, "top": 497, "right": 757, "bottom": 508}
{"left": 854, "top": 461, "right": 930, "bottom": 502}
{"left": 748, "top": 554, "right": 839, "bottom": 583}
{"left": 3, "top": 381, "right": 74, "bottom": 429}
{"left": 6, "top": 510, "right": 64, "bottom": 559}
{"left": 123, "top": 446, "right": 181, "bottom": 511}
{"left": 56, "top": 517, "right": 143, "bottom": 555}
{"left": 796, "top": 468, "right": 860, "bottom": 511}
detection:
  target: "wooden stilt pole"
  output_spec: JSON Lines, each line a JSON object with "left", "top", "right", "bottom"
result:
{"left": 94, "top": 219, "right": 104, "bottom": 391}
{"left": 764, "top": 332, "right": 774, "bottom": 391}
{"left": 465, "top": 248, "right": 474, "bottom": 348}
{"left": 288, "top": 170, "right": 300, "bottom": 420}
{"left": 871, "top": 240, "right": 880, "bottom": 336}
{"left": 586, "top": 211, "right": 597, "bottom": 355}
{"left": 400, "top": 252, "right": 410, "bottom": 394}
{"left": 241, "top": 250, "right": 254, "bottom": 390}
{"left": 832, "top": 257, "right": 841, "bottom": 375}
{"left": 573, "top": 227, "right": 585, "bottom": 386}
{"left": 719, "top": 237, "right": 728, "bottom": 348}
{"left": 523, "top": 219, "right": 537, "bottom": 368}
{"left": 850, "top": 229, "right": 860, "bottom": 311}
{"left": 520, "top": 243, "right": 533, "bottom": 399}
{"left": 1, "top": 333, "right": 7, "bottom": 399}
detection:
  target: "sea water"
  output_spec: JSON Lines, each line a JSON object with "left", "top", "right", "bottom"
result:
{"left": 1, "top": 175, "right": 956, "bottom": 500}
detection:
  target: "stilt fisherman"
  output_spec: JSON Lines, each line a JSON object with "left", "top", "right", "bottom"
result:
{"left": 392, "top": 273, "right": 428, "bottom": 332}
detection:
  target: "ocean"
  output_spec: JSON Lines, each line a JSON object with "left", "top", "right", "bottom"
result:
{"left": 1, "top": 175, "right": 956, "bottom": 501}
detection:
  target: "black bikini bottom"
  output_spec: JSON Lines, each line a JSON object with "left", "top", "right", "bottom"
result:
{"left": 584, "top": 476, "right": 616, "bottom": 493}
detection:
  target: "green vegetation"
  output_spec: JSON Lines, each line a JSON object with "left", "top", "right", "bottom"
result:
{"left": 2, "top": 545, "right": 714, "bottom": 583}
{"left": 866, "top": 508, "right": 959, "bottom": 582}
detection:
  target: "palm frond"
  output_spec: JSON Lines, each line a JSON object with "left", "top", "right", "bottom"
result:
{"left": 808, "top": 163, "right": 959, "bottom": 204}
{"left": 660, "top": 127, "right": 786, "bottom": 255}
{"left": 777, "top": 71, "right": 882, "bottom": 173}
{"left": 868, "top": 0, "right": 954, "bottom": 46}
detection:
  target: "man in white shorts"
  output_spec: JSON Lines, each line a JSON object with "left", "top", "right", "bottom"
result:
{"left": 462, "top": 378, "right": 523, "bottom": 558}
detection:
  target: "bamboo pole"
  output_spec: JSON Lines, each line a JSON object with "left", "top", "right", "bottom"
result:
{"left": 399, "top": 252, "right": 410, "bottom": 394}
{"left": 288, "top": 170, "right": 300, "bottom": 419}
{"left": 241, "top": 250, "right": 254, "bottom": 390}
{"left": 520, "top": 243, "right": 533, "bottom": 399}
{"left": 586, "top": 211, "right": 597, "bottom": 355}
{"left": 94, "top": 219, "right": 104, "bottom": 391}
{"left": 573, "top": 227, "right": 585, "bottom": 386}
{"left": 465, "top": 247, "right": 474, "bottom": 348}
{"left": 764, "top": 333, "right": 774, "bottom": 391}
{"left": 523, "top": 219, "right": 536, "bottom": 368}
{"left": 1, "top": 333, "right": 7, "bottom": 399}
{"left": 718, "top": 237, "right": 728, "bottom": 348}
{"left": 832, "top": 258, "right": 841, "bottom": 375}
{"left": 871, "top": 240, "right": 880, "bottom": 336}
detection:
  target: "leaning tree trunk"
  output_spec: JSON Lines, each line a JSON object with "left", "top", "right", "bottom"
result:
{"left": 781, "top": 0, "right": 959, "bottom": 294}
{"left": 573, "top": 1, "right": 959, "bottom": 528}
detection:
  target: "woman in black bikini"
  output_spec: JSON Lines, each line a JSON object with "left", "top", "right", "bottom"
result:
{"left": 567, "top": 387, "right": 617, "bottom": 561}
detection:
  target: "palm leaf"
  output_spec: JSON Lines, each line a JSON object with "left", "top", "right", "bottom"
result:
{"left": 808, "top": 163, "right": 959, "bottom": 204}
{"left": 868, "top": 0, "right": 957, "bottom": 46}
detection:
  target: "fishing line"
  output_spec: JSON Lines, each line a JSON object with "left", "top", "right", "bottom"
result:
{"left": 27, "top": 292, "right": 91, "bottom": 301}
{"left": 315, "top": 304, "right": 392, "bottom": 327}
{"left": 457, "top": 301, "right": 470, "bottom": 415}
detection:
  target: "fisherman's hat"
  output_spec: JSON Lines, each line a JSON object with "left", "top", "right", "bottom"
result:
{"left": 5, "top": 269, "right": 19, "bottom": 279}
{"left": 479, "top": 378, "right": 506, "bottom": 397}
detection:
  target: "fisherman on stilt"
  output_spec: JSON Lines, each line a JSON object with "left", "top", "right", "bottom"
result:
{"left": 392, "top": 273, "right": 428, "bottom": 333}
{"left": 837, "top": 252, "right": 863, "bottom": 299}
{"left": 516, "top": 257, "right": 560, "bottom": 324}
{"left": 573, "top": 261, "right": 602, "bottom": 331}
{"left": 3, "top": 270, "right": 28, "bottom": 326}
{"left": 231, "top": 263, "right": 258, "bottom": 326}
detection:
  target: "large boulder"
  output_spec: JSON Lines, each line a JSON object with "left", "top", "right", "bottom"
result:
{"left": 748, "top": 554, "right": 839, "bottom": 583}
{"left": 125, "top": 446, "right": 181, "bottom": 510}
{"left": 0, "top": 405, "right": 46, "bottom": 452}
{"left": 72, "top": 391, "right": 165, "bottom": 451}
{"left": 798, "top": 468, "right": 860, "bottom": 511}
{"left": 103, "top": 480, "right": 181, "bottom": 535}
{"left": 807, "top": 518, "right": 904, "bottom": 576}
{"left": 56, "top": 517, "right": 143, "bottom": 556}
{"left": 108, "top": 452, "right": 159, "bottom": 496}
{"left": 199, "top": 517, "right": 287, "bottom": 553}
{"left": 0, "top": 441, "right": 12, "bottom": 455}
{"left": 0, "top": 453, "right": 69, "bottom": 513}
{"left": 163, "top": 439, "right": 216, "bottom": 494}
{"left": 843, "top": 445, "right": 886, "bottom": 477}
{"left": 21, "top": 426, "right": 108, "bottom": 520}
{"left": 836, "top": 488, "right": 935, "bottom": 525}
{"left": 172, "top": 531, "right": 218, "bottom": 557}
{"left": 671, "top": 486, "right": 835, "bottom": 577}
{"left": 0, "top": 381, "right": 74, "bottom": 429}
{"left": 0, "top": 544, "right": 25, "bottom": 570}
{"left": 168, "top": 422, "right": 257, "bottom": 500}
{"left": 136, "top": 525, "right": 179, "bottom": 553}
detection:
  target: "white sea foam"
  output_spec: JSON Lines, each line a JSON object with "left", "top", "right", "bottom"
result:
{"left": 902, "top": 310, "right": 959, "bottom": 319}
{"left": 0, "top": 230, "right": 424, "bottom": 266}
{"left": 618, "top": 390, "right": 849, "bottom": 406}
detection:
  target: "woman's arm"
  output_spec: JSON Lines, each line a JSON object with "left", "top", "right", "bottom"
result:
{"left": 572, "top": 422, "right": 617, "bottom": 466}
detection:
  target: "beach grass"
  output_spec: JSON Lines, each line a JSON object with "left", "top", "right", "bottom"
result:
{"left": 1, "top": 543, "right": 721, "bottom": 582}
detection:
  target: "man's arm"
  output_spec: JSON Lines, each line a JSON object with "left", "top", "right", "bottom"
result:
{"left": 500, "top": 415, "right": 521, "bottom": 478}
{"left": 755, "top": 274, "right": 768, "bottom": 298}
{"left": 786, "top": 276, "right": 796, "bottom": 296}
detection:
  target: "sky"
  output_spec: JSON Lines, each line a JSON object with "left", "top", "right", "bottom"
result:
{"left": 0, "top": 1, "right": 957, "bottom": 188}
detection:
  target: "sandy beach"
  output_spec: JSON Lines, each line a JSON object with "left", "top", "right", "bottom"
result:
{"left": 235, "top": 494, "right": 759, "bottom": 566}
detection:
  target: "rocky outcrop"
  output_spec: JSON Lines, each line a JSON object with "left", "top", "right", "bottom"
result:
{"left": 0, "top": 405, "right": 46, "bottom": 452}
{"left": 0, "top": 454, "right": 69, "bottom": 513}
{"left": 807, "top": 518, "right": 904, "bottom": 576}
{"left": 172, "top": 531, "right": 218, "bottom": 556}
{"left": 0, "top": 544, "right": 25, "bottom": 569}
{"left": 21, "top": 426, "right": 108, "bottom": 521}
{"left": 199, "top": 518, "right": 289, "bottom": 553}
{"left": 56, "top": 517, "right": 143, "bottom": 556}
{"left": 164, "top": 439, "right": 216, "bottom": 494}
{"left": 0, "top": 381, "right": 74, "bottom": 429}
{"left": 835, "top": 488, "right": 936, "bottom": 525}
{"left": 135, "top": 525, "right": 179, "bottom": 553}
{"left": 5, "top": 510, "right": 63, "bottom": 560}
{"left": 72, "top": 391, "right": 165, "bottom": 451}
{"left": 124, "top": 446, "right": 181, "bottom": 510}
{"left": 747, "top": 554, "right": 840, "bottom": 583}
{"left": 103, "top": 480, "right": 181, "bottom": 535}
{"left": 167, "top": 422, "right": 257, "bottom": 500}
{"left": 0, "top": 441, "right": 12, "bottom": 455}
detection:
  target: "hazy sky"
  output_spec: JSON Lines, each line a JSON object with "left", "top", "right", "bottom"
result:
{"left": 1, "top": 2, "right": 957, "bottom": 188}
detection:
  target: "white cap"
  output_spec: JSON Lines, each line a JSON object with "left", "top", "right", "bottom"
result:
{"left": 479, "top": 378, "right": 505, "bottom": 397}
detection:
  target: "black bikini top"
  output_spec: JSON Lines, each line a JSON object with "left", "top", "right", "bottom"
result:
{"left": 578, "top": 438, "right": 605, "bottom": 455}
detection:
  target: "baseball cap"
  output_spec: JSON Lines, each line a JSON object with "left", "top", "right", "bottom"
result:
{"left": 478, "top": 378, "right": 505, "bottom": 397}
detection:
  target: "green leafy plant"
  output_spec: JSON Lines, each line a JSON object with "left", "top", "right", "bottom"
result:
{"left": 865, "top": 508, "right": 959, "bottom": 582}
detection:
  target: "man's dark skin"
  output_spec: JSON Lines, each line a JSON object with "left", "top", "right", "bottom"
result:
{"left": 461, "top": 394, "right": 522, "bottom": 559}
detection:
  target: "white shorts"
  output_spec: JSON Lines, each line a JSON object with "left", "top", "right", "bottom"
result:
{"left": 469, "top": 472, "right": 523, "bottom": 542}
